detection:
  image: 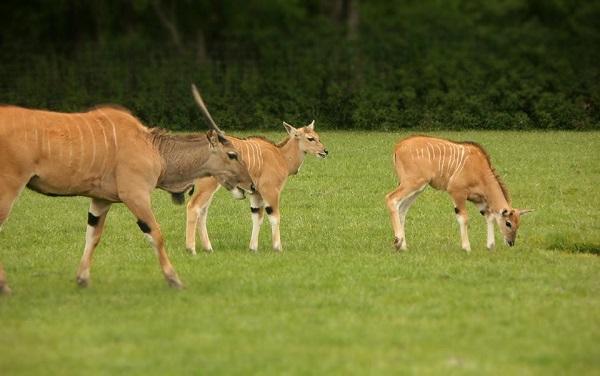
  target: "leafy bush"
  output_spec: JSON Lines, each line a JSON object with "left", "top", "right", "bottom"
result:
{"left": 0, "top": 0, "right": 597, "bottom": 130}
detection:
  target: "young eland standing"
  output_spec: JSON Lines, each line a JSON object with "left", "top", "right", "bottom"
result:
{"left": 186, "top": 121, "right": 328, "bottom": 253}
{"left": 386, "top": 135, "right": 532, "bottom": 252}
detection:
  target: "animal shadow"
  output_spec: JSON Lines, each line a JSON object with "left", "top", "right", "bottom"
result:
{"left": 548, "top": 241, "right": 600, "bottom": 256}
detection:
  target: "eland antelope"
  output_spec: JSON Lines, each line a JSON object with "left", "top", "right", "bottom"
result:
{"left": 0, "top": 85, "right": 254, "bottom": 294}
{"left": 186, "top": 120, "right": 327, "bottom": 253}
{"left": 386, "top": 135, "right": 532, "bottom": 252}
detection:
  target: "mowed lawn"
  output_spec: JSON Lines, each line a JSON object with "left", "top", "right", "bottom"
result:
{"left": 0, "top": 131, "right": 598, "bottom": 375}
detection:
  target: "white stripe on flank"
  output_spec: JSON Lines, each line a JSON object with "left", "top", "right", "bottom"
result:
{"left": 245, "top": 142, "right": 253, "bottom": 170}
{"left": 33, "top": 116, "right": 39, "bottom": 149}
{"left": 244, "top": 142, "right": 253, "bottom": 169}
{"left": 455, "top": 146, "right": 467, "bottom": 173}
{"left": 90, "top": 114, "right": 108, "bottom": 174}
{"left": 21, "top": 110, "right": 29, "bottom": 144}
{"left": 255, "top": 142, "right": 262, "bottom": 171}
{"left": 97, "top": 109, "right": 118, "bottom": 150}
{"left": 426, "top": 143, "right": 432, "bottom": 162}
{"left": 456, "top": 145, "right": 466, "bottom": 175}
{"left": 447, "top": 144, "right": 454, "bottom": 175}
{"left": 64, "top": 115, "right": 72, "bottom": 165}
{"left": 254, "top": 142, "right": 261, "bottom": 172}
{"left": 449, "top": 145, "right": 467, "bottom": 183}
{"left": 455, "top": 147, "right": 468, "bottom": 177}
{"left": 74, "top": 118, "right": 84, "bottom": 173}
{"left": 440, "top": 144, "right": 446, "bottom": 176}
{"left": 79, "top": 114, "right": 97, "bottom": 170}
{"left": 449, "top": 144, "right": 456, "bottom": 173}
{"left": 435, "top": 144, "right": 442, "bottom": 174}
{"left": 251, "top": 142, "right": 259, "bottom": 172}
{"left": 45, "top": 115, "right": 52, "bottom": 160}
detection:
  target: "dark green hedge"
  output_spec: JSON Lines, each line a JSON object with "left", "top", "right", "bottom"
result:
{"left": 0, "top": 0, "right": 598, "bottom": 130}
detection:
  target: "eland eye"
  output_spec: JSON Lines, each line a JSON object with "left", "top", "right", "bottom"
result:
{"left": 307, "top": 137, "right": 315, "bottom": 142}
{"left": 505, "top": 221, "right": 512, "bottom": 228}
{"left": 227, "top": 152, "right": 238, "bottom": 160}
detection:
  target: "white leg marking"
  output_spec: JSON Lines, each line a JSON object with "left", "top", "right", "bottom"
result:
{"left": 197, "top": 205, "right": 213, "bottom": 252}
{"left": 269, "top": 214, "right": 281, "bottom": 251}
{"left": 486, "top": 215, "right": 495, "bottom": 250}
{"left": 395, "top": 184, "right": 427, "bottom": 250}
{"left": 456, "top": 215, "right": 471, "bottom": 252}
{"left": 249, "top": 195, "right": 263, "bottom": 251}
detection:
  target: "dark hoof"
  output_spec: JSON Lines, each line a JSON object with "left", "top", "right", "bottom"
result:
{"left": 393, "top": 237, "right": 404, "bottom": 250}
{"left": 76, "top": 277, "right": 89, "bottom": 288}
{"left": 0, "top": 284, "right": 11, "bottom": 295}
{"left": 166, "top": 275, "right": 184, "bottom": 289}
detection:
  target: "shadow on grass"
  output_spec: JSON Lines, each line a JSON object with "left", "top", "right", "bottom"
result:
{"left": 548, "top": 242, "right": 600, "bottom": 255}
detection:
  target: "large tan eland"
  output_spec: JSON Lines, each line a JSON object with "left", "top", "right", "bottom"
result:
{"left": 385, "top": 135, "right": 532, "bottom": 252}
{"left": 0, "top": 84, "right": 254, "bottom": 294}
{"left": 186, "top": 120, "right": 327, "bottom": 253}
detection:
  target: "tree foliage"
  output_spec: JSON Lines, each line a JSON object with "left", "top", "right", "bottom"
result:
{"left": 0, "top": 0, "right": 597, "bottom": 130}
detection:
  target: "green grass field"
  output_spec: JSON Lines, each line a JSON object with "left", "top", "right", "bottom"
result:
{"left": 1, "top": 131, "right": 598, "bottom": 375}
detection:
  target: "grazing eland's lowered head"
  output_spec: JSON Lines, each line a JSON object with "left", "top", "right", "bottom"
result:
{"left": 191, "top": 84, "right": 255, "bottom": 198}
{"left": 282, "top": 120, "right": 328, "bottom": 158}
{"left": 495, "top": 208, "right": 534, "bottom": 247}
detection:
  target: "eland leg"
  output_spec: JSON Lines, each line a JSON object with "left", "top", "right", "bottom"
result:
{"left": 0, "top": 172, "right": 28, "bottom": 295}
{"left": 450, "top": 193, "right": 471, "bottom": 252}
{"left": 485, "top": 214, "right": 496, "bottom": 250}
{"left": 122, "top": 194, "right": 183, "bottom": 289}
{"left": 0, "top": 264, "right": 8, "bottom": 295}
{"left": 396, "top": 184, "right": 427, "bottom": 250}
{"left": 262, "top": 191, "right": 282, "bottom": 252}
{"left": 385, "top": 181, "right": 427, "bottom": 251}
{"left": 186, "top": 178, "right": 219, "bottom": 254}
{"left": 249, "top": 193, "right": 264, "bottom": 252}
{"left": 76, "top": 199, "right": 112, "bottom": 287}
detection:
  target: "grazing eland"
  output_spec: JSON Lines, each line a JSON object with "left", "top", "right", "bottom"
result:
{"left": 385, "top": 135, "right": 532, "bottom": 252}
{"left": 186, "top": 120, "right": 327, "bottom": 253}
{"left": 0, "top": 84, "right": 254, "bottom": 294}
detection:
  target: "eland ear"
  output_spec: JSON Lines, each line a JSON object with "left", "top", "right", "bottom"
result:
{"left": 306, "top": 120, "right": 315, "bottom": 130}
{"left": 518, "top": 209, "right": 535, "bottom": 216}
{"left": 283, "top": 121, "right": 297, "bottom": 136}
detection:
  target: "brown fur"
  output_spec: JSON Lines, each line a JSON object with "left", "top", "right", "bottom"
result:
{"left": 0, "top": 105, "right": 253, "bottom": 293}
{"left": 185, "top": 121, "right": 328, "bottom": 253}
{"left": 385, "top": 135, "right": 529, "bottom": 252}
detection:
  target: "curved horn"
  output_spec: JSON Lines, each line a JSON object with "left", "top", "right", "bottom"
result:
{"left": 191, "top": 83, "right": 224, "bottom": 135}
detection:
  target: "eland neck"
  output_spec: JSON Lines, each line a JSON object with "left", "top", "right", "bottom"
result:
{"left": 278, "top": 137, "right": 305, "bottom": 176}
{"left": 481, "top": 170, "right": 511, "bottom": 212}
{"left": 152, "top": 132, "right": 212, "bottom": 191}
